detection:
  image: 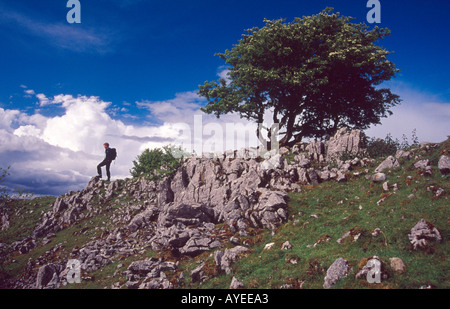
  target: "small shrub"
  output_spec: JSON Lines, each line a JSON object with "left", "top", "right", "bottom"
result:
{"left": 364, "top": 130, "right": 420, "bottom": 159}
{"left": 364, "top": 133, "right": 399, "bottom": 159}
{"left": 130, "top": 145, "right": 185, "bottom": 180}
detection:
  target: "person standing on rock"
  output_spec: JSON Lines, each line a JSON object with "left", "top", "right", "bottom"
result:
{"left": 96, "top": 142, "right": 117, "bottom": 181}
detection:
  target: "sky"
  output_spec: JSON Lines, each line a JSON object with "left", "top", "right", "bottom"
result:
{"left": 0, "top": 0, "right": 449, "bottom": 196}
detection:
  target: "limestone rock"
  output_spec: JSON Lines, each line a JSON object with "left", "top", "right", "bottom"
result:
{"left": 438, "top": 155, "right": 450, "bottom": 175}
{"left": 230, "top": 277, "right": 245, "bottom": 289}
{"left": 325, "top": 127, "right": 363, "bottom": 161}
{"left": 355, "top": 256, "right": 388, "bottom": 282}
{"left": 36, "top": 264, "right": 62, "bottom": 289}
{"left": 389, "top": 257, "right": 406, "bottom": 274}
{"left": 215, "top": 246, "right": 249, "bottom": 274}
{"left": 323, "top": 258, "right": 350, "bottom": 289}
{"left": 372, "top": 173, "right": 386, "bottom": 183}
{"left": 375, "top": 156, "right": 400, "bottom": 173}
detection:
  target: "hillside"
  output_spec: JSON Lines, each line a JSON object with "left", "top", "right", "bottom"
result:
{"left": 0, "top": 128, "right": 448, "bottom": 289}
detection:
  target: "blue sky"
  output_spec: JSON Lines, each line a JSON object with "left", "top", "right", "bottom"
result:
{"left": 0, "top": 0, "right": 449, "bottom": 196}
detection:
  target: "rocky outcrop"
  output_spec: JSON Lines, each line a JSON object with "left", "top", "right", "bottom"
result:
{"left": 323, "top": 258, "right": 350, "bottom": 289}
{"left": 408, "top": 219, "right": 442, "bottom": 250}
{"left": 16, "top": 127, "right": 447, "bottom": 289}
{"left": 325, "top": 128, "right": 364, "bottom": 161}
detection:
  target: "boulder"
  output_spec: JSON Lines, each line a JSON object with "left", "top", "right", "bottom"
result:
{"left": 355, "top": 256, "right": 388, "bottom": 283}
{"left": 390, "top": 257, "right": 406, "bottom": 274}
{"left": 260, "top": 153, "right": 284, "bottom": 171}
{"left": 408, "top": 219, "right": 442, "bottom": 250}
{"left": 323, "top": 257, "right": 350, "bottom": 289}
{"left": 230, "top": 277, "right": 245, "bottom": 289}
{"left": 215, "top": 246, "right": 249, "bottom": 274}
{"left": 36, "top": 264, "right": 62, "bottom": 289}
{"left": 372, "top": 173, "right": 386, "bottom": 183}
{"left": 438, "top": 155, "right": 450, "bottom": 175}
{"left": 375, "top": 156, "right": 400, "bottom": 173}
{"left": 325, "top": 127, "right": 363, "bottom": 161}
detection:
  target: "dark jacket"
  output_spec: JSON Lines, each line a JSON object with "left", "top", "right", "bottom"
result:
{"left": 105, "top": 147, "right": 115, "bottom": 161}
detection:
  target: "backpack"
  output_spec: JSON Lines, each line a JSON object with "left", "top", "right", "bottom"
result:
{"left": 109, "top": 148, "right": 117, "bottom": 161}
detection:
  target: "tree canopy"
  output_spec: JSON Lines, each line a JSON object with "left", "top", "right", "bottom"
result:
{"left": 198, "top": 8, "right": 401, "bottom": 147}
{"left": 130, "top": 145, "right": 184, "bottom": 180}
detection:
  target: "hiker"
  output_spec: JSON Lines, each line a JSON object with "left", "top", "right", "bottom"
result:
{"left": 96, "top": 142, "right": 117, "bottom": 181}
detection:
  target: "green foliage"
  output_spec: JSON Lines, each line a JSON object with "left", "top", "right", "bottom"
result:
{"left": 365, "top": 133, "right": 400, "bottom": 158}
{"left": 365, "top": 129, "right": 420, "bottom": 158}
{"left": 0, "top": 166, "right": 33, "bottom": 204}
{"left": 0, "top": 166, "right": 11, "bottom": 203}
{"left": 129, "top": 145, "right": 184, "bottom": 180}
{"left": 198, "top": 8, "right": 401, "bottom": 147}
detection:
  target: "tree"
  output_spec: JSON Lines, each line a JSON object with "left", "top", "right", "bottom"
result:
{"left": 198, "top": 8, "right": 401, "bottom": 147}
{"left": 130, "top": 145, "right": 184, "bottom": 180}
{"left": 0, "top": 166, "right": 11, "bottom": 203}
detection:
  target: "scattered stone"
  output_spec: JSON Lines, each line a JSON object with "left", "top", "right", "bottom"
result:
{"left": 414, "top": 159, "right": 430, "bottom": 170}
{"left": 375, "top": 156, "right": 400, "bottom": 173}
{"left": 229, "top": 277, "right": 245, "bottom": 289}
{"left": 389, "top": 257, "right": 406, "bottom": 274}
{"left": 337, "top": 228, "right": 361, "bottom": 244}
{"left": 414, "top": 159, "right": 432, "bottom": 175}
{"left": 336, "top": 171, "right": 347, "bottom": 182}
{"left": 35, "top": 264, "right": 63, "bottom": 289}
{"left": 323, "top": 258, "right": 350, "bottom": 289}
{"left": 438, "top": 155, "right": 450, "bottom": 175}
{"left": 355, "top": 256, "right": 388, "bottom": 282}
{"left": 9, "top": 127, "right": 446, "bottom": 289}
{"left": 281, "top": 241, "right": 293, "bottom": 250}
{"left": 396, "top": 150, "right": 411, "bottom": 160}
{"left": 408, "top": 219, "right": 442, "bottom": 250}
{"left": 372, "top": 173, "right": 386, "bottom": 183}
{"left": 264, "top": 242, "right": 275, "bottom": 250}
{"left": 215, "top": 246, "right": 249, "bottom": 274}
{"left": 191, "top": 263, "right": 206, "bottom": 283}
{"left": 371, "top": 228, "right": 381, "bottom": 237}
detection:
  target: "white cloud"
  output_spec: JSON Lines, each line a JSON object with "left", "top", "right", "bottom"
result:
{"left": 24, "top": 89, "right": 35, "bottom": 97}
{"left": 2, "top": 81, "right": 448, "bottom": 196}
{"left": 136, "top": 91, "right": 207, "bottom": 123}
{"left": 1, "top": 92, "right": 203, "bottom": 195}
{"left": 36, "top": 93, "right": 50, "bottom": 106}
{"left": 14, "top": 125, "right": 41, "bottom": 138}
{"left": 0, "top": 108, "right": 20, "bottom": 130}
{"left": 365, "top": 82, "right": 450, "bottom": 143}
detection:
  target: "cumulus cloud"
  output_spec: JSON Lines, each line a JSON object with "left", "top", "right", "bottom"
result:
{"left": 365, "top": 82, "right": 450, "bottom": 143}
{"left": 2, "top": 80, "right": 448, "bottom": 196}
{"left": 36, "top": 93, "right": 51, "bottom": 106}
{"left": 136, "top": 91, "right": 206, "bottom": 123}
{"left": 1, "top": 94, "right": 189, "bottom": 195}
